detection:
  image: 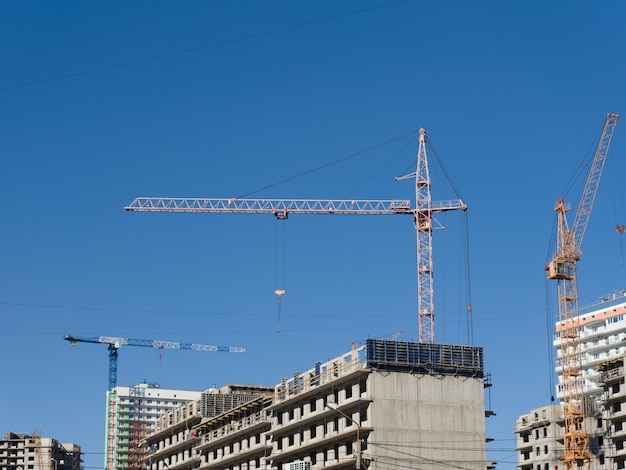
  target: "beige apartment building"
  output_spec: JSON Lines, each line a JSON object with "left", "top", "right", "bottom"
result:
{"left": 0, "top": 432, "right": 82, "bottom": 470}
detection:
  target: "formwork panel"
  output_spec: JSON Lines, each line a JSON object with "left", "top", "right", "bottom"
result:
{"left": 365, "top": 339, "right": 484, "bottom": 378}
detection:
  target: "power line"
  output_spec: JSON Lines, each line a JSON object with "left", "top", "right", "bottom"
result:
{"left": 0, "top": 0, "right": 409, "bottom": 92}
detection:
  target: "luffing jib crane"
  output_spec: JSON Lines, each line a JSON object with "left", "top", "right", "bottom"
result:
{"left": 546, "top": 113, "right": 619, "bottom": 470}
{"left": 125, "top": 128, "right": 467, "bottom": 343}
{"left": 65, "top": 334, "right": 245, "bottom": 470}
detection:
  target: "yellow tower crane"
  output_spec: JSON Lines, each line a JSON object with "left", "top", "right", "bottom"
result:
{"left": 546, "top": 113, "right": 619, "bottom": 470}
{"left": 125, "top": 128, "right": 467, "bottom": 344}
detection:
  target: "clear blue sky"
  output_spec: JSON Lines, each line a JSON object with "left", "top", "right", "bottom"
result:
{"left": 2, "top": 2, "right": 625, "bottom": 469}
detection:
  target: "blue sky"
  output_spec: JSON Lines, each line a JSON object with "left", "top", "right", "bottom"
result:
{"left": 1, "top": 1, "right": 625, "bottom": 469}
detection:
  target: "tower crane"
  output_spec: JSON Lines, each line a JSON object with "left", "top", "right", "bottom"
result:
{"left": 546, "top": 113, "right": 619, "bottom": 470}
{"left": 125, "top": 128, "right": 467, "bottom": 343}
{"left": 65, "top": 334, "right": 245, "bottom": 470}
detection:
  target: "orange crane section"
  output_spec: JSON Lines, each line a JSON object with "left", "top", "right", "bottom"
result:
{"left": 546, "top": 113, "right": 619, "bottom": 470}
{"left": 125, "top": 128, "right": 467, "bottom": 343}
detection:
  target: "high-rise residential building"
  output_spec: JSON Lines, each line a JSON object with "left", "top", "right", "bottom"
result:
{"left": 554, "top": 290, "right": 626, "bottom": 400}
{"left": 515, "top": 290, "right": 626, "bottom": 469}
{"left": 141, "top": 339, "right": 492, "bottom": 470}
{"left": 0, "top": 432, "right": 82, "bottom": 470}
{"left": 106, "top": 382, "right": 202, "bottom": 470}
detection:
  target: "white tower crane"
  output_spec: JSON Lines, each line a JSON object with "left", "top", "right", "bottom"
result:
{"left": 125, "top": 128, "right": 467, "bottom": 343}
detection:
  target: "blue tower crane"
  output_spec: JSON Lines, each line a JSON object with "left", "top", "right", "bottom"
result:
{"left": 64, "top": 333, "right": 246, "bottom": 470}
{"left": 64, "top": 333, "right": 246, "bottom": 390}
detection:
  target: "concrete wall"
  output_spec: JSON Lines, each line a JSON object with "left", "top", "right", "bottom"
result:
{"left": 368, "top": 371, "right": 486, "bottom": 470}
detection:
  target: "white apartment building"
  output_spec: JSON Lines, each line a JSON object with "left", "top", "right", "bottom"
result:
{"left": 515, "top": 290, "right": 626, "bottom": 469}
{"left": 106, "top": 382, "right": 202, "bottom": 470}
{"left": 141, "top": 339, "right": 491, "bottom": 470}
{"left": 554, "top": 290, "right": 626, "bottom": 399}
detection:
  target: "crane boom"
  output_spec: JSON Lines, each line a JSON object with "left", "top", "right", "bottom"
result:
{"left": 570, "top": 113, "right": 620, "bottom": 256}
{"left": 547, "top": 113, "right": 619, "bottom": 470}
{"left": 125, "top": 197, "right": 413, "bottom": 217}
{"left": 65, "top": 334, "right": 246, "bottom": 354}
{"left": 125, "top": 128, "right": 467, "bottom": 343}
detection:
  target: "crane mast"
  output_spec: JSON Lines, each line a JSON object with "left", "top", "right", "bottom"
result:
{"left": 125, "top": 128, "right": 467, "bottom": 343}
{"left": 65, "top": 334, "right": 245, "bottom": 470}
{"left": 547, "top": 113, "right": 619, "bottom": 470}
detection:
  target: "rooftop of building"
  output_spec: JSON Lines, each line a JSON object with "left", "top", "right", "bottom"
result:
{"left": 579, "top": 289, "right": 626, "bottom": 315}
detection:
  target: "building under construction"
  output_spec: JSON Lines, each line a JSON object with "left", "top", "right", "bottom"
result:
{"left": 0, "top": 432, "right": 82, "bottom": 470}
{"left": 106, "top": 382, "right": 202, "bottom": 470}
{"left": 515, "top": 291, "right": 626, "bottom": 469}
{"left": 140, "top": 339, "right": 491, "bottom": 470}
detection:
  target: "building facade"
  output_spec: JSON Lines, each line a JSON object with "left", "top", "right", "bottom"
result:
{"left": 597, "top": 357, "right": 626, "bottom": 469}
{"left": 554, "top": 290, "right": 626, "bottom": 401}
{"left": 515, "top": 404, "right": 564, "bottom": 470}
{"left": 142, "top": 339, "right": 491, "bottom": 470}
{"left": 515, "top": 291, "right": 626, "bottom": 469}
{"left": 106, "top": 382, "right": 202, "bottom": 470}
{"left": 0, "top": 432, "right": 82, "bottom": 470}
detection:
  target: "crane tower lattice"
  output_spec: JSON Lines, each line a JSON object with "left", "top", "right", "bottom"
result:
{"left": 546, "top": 113, "right": 619, "bottom": 470}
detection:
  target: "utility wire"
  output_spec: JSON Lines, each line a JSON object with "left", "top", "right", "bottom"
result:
{"left": 0, "top": 0, "right": 409, "bottom": 92}
{"left": 235, "top": 130, "right": 418, "bottom": 198}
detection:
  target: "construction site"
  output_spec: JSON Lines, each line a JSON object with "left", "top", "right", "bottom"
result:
{"left": 2, "top": 115, "right": 623, "bottom": 470}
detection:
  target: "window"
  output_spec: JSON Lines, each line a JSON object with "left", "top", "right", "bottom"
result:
{"left": 543, "top": 427, "right": 547, "bottom": 437}
{"left": 598, "top": 418, "right": 603, "bottom": 428}
{"left": 310, "top": 425, "right": 317, "bottom": 439}
{"left": 345, "top": 386, "right": 352, "bottom": 399}
{"left": 544, "top": 445, "right": 548, "bottom": 454}
{"left": 599, "top": 436, "right": 604, "bottom": 446}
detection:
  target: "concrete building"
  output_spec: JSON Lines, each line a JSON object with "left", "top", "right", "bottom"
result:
{"left": 514, "top": 404, "right": 564, "bottom": 470}
{"left": 0, "top": 432, "right": 82, "bottom": 470}
{"left": 597, "top": 356, "right": 626, "bottom": 469}
{"left": 141, "top": 339, "right": 491, "bottom": 470}
{"left": 106, "top": 382, "right": 202, "bottom": 470}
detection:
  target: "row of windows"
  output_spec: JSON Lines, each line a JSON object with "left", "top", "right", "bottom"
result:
{"left": 276, "top": 381, "right": 365, "bottom": 425}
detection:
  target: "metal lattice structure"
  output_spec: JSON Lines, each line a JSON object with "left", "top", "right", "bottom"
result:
{"left": 125, "top": 128, "right": 466, "bottom": 343}
{"left": 65, "top": 334, "right": 245, "bottom": 470}
{"left": 547, "top": 113, "right": 619, "bottom": 470}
